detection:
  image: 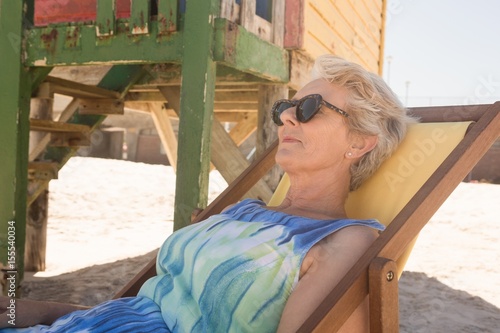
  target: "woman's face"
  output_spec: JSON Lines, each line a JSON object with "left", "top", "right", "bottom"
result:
{"left": 275, "top": 79, "right": 352, "bottom": 175}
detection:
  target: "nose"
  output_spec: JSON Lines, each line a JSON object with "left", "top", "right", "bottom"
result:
{"left": 279, "top": 106, "right": 298, "bottom": 126}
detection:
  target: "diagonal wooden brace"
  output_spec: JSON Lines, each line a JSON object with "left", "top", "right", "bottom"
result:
{"left": 369, "top": 257, "right": 399, "bottom": 333}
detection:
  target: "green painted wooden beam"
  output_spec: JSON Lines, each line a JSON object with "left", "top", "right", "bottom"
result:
{"left": 0, "top": 0, "right": 34, "bottom": 288}
{"left": 135, "top": 63, "right": 271, "bottom": 86}
{"left": 96, "top": 0, "right": 116, "bottom": 37}
{"left": 130, "top": 0, "right": 151, "bottom": 35}
{"left": 213, "top": 18, "right": 289, "bottom": 83}
{"left": 157, "top": 0, "right": 178, "bottom": 34}
{"left": 173, "top": 0, "right": 220, "bottom": 231}
{"left": 24, "top": 19, "right": 288, "bottom": 84}
{"left": 25, "top": 21, "right": 184, "bottom": 66}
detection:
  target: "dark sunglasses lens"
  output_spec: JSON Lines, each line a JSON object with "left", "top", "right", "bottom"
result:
{"left": 298, "top": 97, "right": 320, "bottom": 122}
{"left": 272, "top": 101, "right": 294, "bottom": 125}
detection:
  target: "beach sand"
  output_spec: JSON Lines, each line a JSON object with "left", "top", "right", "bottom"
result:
{"left": 21, "top": 157, "right": 500, "bottom": 332}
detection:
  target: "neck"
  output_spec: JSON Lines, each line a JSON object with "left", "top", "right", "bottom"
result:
{"left": 273, "top": 169, "right": 351, "bottom": 220}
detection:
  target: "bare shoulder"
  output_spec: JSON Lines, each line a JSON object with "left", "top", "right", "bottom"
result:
{"left": 315, "top": 225, "right": 379, "bottom": 255}
{"left": 303, "top": 225, "right": 379, "bottom": 275}
{"left": 327, "top": 224, "right": 379, "bottom": 247}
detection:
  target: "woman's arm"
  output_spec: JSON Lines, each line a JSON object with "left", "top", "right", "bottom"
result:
{"left": 0, "top": 297, "right": 89, "bottom": 328}
{"left": 277, "top": 225, "right": 379, "bottom": 333}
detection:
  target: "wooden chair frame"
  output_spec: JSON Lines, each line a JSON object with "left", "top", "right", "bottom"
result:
{"left": 114, "top": 102, "right": 500, "bottom": 332}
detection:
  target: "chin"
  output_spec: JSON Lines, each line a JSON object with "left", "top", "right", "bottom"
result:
{"left": 275, "top": 150, "right": 297, "bottom": 171}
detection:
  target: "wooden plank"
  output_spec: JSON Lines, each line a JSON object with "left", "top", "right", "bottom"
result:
{"left": 289, "top": 50, "right": 315, "bottom": 91}
{"left": 229, "top": 113, "right": 258, "bottom": 146}
{"left": 300, "top": 104, "right": 500, "bottom": 332}
{"left": 241, "top": 0, "right": 257, "bottom": 35}
{"left": 78, "top": 98, "right": 124, "bottom": 115}
{"left": 252, "top": 16, "right": 273, "bottom": 42}
{"left": 130, "top": 0, "right": 150, "bottom": 35}
{"left": 220, "top": 0, "right": 240, "bottom": 22}
{"left": 125, "top": 91, "right": 166, "bottom": 102}
{"left": 272, "top": 0, "right": 286, "bottom": 47}
{"left": 28, "top": 162, "right": 58, "bottom": 181}
{"left": 25, "top": 190, "right": 48, "bottom": 272}
{"left": 149, "top": 103, "right": 178, "bottom": 172}
{"left": 46, "top": 76, "right": 121, "bottom": 99}
{"left": 211, "top": 119, "right": 273, "bottom": 202}
{"left": 369, "top": 258, "right": 399, "bottom": 333}
{"left": 96, "top": 0, "right": 116, "bottom": 37}
{"left": 214, "top": 102, "right": 257, "bottom": 111}
{"left": 213, "top": 18, "right": 289, "bottom": 83}
{"left": 303, "top": 0, "right": 381, "bottom": 72}
{"left": 216, "top": 91, "right": 259, "bottom": 101}
{"left": 30, "top": 119, "right": 90, "bottom": 133}
{"left": 157, "top": 0, "right": 177, "bottom": 34}
{"left": 284, "top": 0, "right": 305, "bottom": 49}
{"left": 49, "top": 132, "right": 90, "bottom": 147}
{"left": 30, "top": 99, "right": 80, "bottom": 161}
{"left": 26, "top": 22, "right": 183, "bottom": 67}
{"left": 215, "top": 112, "right": 253, "bottom": 123}
{"left": 26, "top": 85, "right": 53, "bottom": 272}
{"left": 378, "top": 0, "right": 388, "bottom": 75}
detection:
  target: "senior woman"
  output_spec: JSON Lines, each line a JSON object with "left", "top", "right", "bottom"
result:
{"left": 1, "top": 55, "right": 413, "bottom": 332}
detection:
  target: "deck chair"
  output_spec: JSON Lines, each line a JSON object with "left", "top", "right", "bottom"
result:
{"left": 114, "top": 102, "right": 500, "bottom": 332}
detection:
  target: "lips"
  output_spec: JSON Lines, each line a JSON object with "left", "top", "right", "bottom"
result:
{"left": 281, "top": 135, "right": 301, "bottom": 144}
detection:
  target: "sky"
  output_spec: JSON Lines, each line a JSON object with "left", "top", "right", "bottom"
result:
{"left": 383, "top": 0, "right": 500, "bottom": 107}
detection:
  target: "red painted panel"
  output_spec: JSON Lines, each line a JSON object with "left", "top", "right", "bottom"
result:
{"left": 283, "top": 0, "right": 304, "bottom": 49}
{"left": 34, "top": 0, "right": 131, "bottom": 26}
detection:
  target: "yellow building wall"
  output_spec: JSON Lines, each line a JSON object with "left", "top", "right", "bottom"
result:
{"left": 302, "top": 0, "right": 385, "bottom": 74}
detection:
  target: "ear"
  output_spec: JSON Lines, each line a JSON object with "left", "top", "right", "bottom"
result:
{"left": 346, "top": 134, "right": 378, "bottom": 159}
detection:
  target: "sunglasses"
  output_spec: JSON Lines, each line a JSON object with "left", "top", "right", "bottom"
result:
{"left": 271, "top": 94, "right": 348, "bottom": 126}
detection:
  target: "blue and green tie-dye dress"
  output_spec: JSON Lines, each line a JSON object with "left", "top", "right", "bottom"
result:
{"left": 6, "top": 199, "right": 384, "bottom": 332}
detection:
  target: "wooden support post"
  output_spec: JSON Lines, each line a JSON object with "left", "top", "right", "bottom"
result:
{"left": 211, "top": 119, "right": 273, "bottom": 202}
{"left": 24, "top": 191, "right": 48, "bottom": 272}
{"left": 229, "top": 113, "right": 257, "bottom": 146}
{"left": 173, "top": 0, "right": 220, "bottom": 231}
{"left": 0, "top": 0, "right": 33, "bottom": 290}
{"left": 369, "top": 257, "right": 399, "bottom": 333}
{"left": 256, "top": 85, "right": 288, "bottom": 191}
{"left": 149, "top": 103, "right": 178, "bottom": 172}
{"left": 25, "top": 83, "right": 53, "bottom": 272}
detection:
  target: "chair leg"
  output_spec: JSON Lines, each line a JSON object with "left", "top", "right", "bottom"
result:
{"left": 369, "top": 257, "right": 399, "bottom": 333}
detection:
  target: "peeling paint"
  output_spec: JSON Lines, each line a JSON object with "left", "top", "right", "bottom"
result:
{"left": 131, "top": 24, "right": 149, "bottom": 35}
{"left": 203, "top": 72, "right": 208, "bottom": 103}
{"left": 33, "top": 57, "right": 48, "bottom": 66}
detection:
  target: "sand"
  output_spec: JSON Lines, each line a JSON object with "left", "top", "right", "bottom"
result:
{"left": 21, "top": 157, "right": 500, "bottom": 332}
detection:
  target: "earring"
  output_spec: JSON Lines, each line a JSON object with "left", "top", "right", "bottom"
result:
{"left": 346, "top": 152, "right": 353, "bottom": 157}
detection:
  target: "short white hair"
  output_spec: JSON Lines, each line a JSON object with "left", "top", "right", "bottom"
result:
{"left": 313, "top": 55, "right": 417, "bottom": 190}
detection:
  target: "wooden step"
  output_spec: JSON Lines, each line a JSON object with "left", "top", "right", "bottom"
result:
{"left": 78, "top": 98, "right": 124, "bottom": 115}
{"left": 45, "top": 75, "right": 121, "bottom": 99}
{"left": 28, "top": 162, "right": 58, "bottom": 181}
{"left": 30, "top": 118, "right": 90, "bottom": 133}
{"left": 30, "top": 119, "right": 91, "bottom": 147}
